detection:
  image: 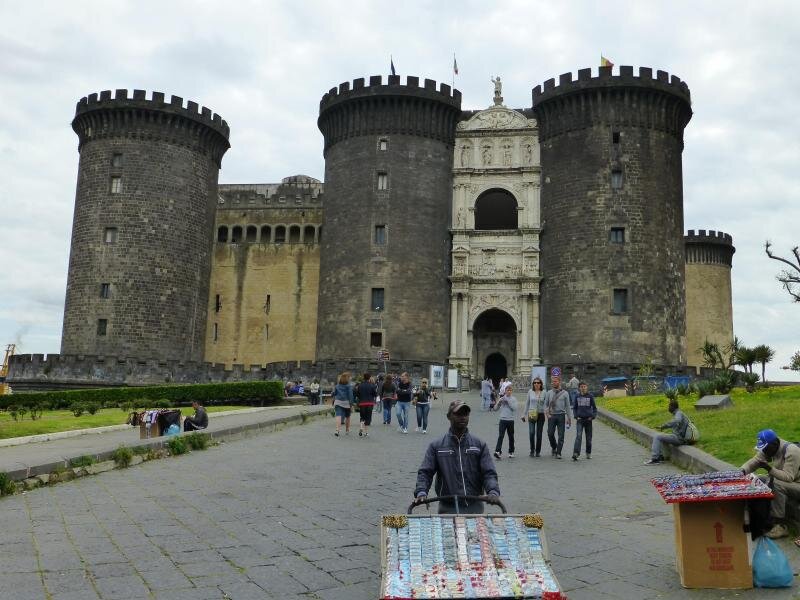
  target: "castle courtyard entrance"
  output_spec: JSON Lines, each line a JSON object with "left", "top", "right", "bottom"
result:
{"left": 472, "top": 308, "right": 516, "bottom": 382}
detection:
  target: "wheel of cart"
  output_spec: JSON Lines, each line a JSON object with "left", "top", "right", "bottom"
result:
{"left": 380, "top": 495, "right": 567, "bottom": 599}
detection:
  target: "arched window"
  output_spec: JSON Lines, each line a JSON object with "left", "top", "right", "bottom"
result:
{"left": 231, "top": 226, "right": 243, "bottom": 243}
{"left": 289, "top": 225, "right": 301, "bottom": 243}
{"left": 303, "top": 225, "right": 315, "bottom": 243}
{"left": 474, "top": 189, "right": 518, "bottom": 230}
{"left": 260, "top": 225, "right": 271, "bottom": 243}
{"left": 275, "top": 226, "right": 286, "bottom": 243}
{"left": 246, "top": 225, "right": 258, "bottom": 243}
{"left": 217, "top": 226, "right": 228, "bottom": 242}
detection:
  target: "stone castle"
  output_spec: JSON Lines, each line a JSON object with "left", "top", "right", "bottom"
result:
{"left": 9, "top": 65, "right": 736, "bottom": 389}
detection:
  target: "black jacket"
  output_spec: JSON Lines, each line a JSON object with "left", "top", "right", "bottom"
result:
{"left": 396, "top": 380, "right": 413, "bottom": 402}
{"left": 414, "top": 428, "right": 500, "bottom": 513}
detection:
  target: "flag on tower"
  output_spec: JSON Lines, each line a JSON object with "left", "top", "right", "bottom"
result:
{"left": 453, "top": 55, "right": 459, "bottom": 76}
{"left": 390, "top": 57, "right": 396, "bottom": 76}
{"left": 600, "top": 55, "right": 614, "bottom": 68}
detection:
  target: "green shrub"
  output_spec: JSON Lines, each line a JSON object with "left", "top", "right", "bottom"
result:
{"left": 714, "top": 371, "right": 738, "bottom": 394}
{"left": 664, "top": 388, "right": 678, "bottom": 401}
{"left": 742, "top": 372, "right": 760, "bottom": 391}
{"left": 71, "top": 402, "right": 85, "bottom": 417}
{"left": 694, "top": 380, "right": 716, "bottom": 398}
{"left": 7, "top": 405, "right": 19, "bottom": 421}
{"left": 111, "top": 445, "right": 134, "bottom": 468}
{"left": 167, "top": 436, "right": 188, "bottom": 455}
{"left": 0, "top": 472, "right": 15, "bottom": 496}
{"left": 185, "top": 433, "right": 210, "bottom": 451}
{"left": 18, "top": 406, "right": 28, "bottom": 420}
{"left": 69, "top": 455, "right": 96, "bottom": 468}
{"left": 85, "top": 402, "right": 100, "bottom": 415}
{"left": 131, "top": 445, "right": 151, "bottom": 456}
{"left": 676, "top": 384, "right": 691, "bottom": 396}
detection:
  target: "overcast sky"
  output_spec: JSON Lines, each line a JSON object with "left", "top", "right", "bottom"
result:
{"left": 1, "top": 1, "right": 798, "bottom": 380}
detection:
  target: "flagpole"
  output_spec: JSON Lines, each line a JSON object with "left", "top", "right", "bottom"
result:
{"left": 452, "top": 53, "right": 455, "bottom": 89}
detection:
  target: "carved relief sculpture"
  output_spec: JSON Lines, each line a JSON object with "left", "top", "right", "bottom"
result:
{"left": 482, "top": 145, "right": 492, "bottom": 166}
{"left": 460, "top": 144, "right": 470, "bottom": 167}
{"left": 502, "top": 140, "right": 513, "bottom": 166}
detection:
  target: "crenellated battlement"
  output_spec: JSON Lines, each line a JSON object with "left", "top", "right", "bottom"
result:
{"left": 532, "top": 66, "right": 692, "bottom": 142}
{"left": 684, "top": 229, "right": 736, "bottom": 266}
{"left": 319, "top": 75, "right": 461, "bottom": 111}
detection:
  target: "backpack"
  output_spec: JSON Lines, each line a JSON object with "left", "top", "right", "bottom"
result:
{"left": 684, "top": 420, "right": 700, "bottom": 444}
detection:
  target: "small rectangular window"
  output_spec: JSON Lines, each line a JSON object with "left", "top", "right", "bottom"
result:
{"left": 104, "top": 227, "right": 118, "bottom": 243}
{"left": 370, "top": 332, "right": 383, "bottom": 347}
{"left": 100, "top": 283, "right": 110, "bottom": 298}
{"left": 111, "top": 153, "right": 123, "bottom": 167}
{"left": 97, "top": 319, "right": 108, "bottom": 336}
{"left": 611, "top": 170, "right": 623, "bottom": 190}
{"left": 377, "top": 172, "right": 388, "bottom": 191}
{"left": 110, "top": 176, "right": 122, "bottom": 194}
{"left": 612, "top": 131, "right": 620, "bottom": 144}
{"left": 214, "top": 294, "right": 221, "bottom": 313}
{"left": 612, "top": 288, "right": 629, "bottom": 314}
{"left": 213, "top": 323, "right": 219, "bottom": 342}
{"left": 375, "top": 225, "right": 386, "bottom": 245}
{"left": 264, "top": 294, "right": 271, "bottom": 314}
{"left": 371, "top": 288, "right": 385, "bottom": 311}
{"left": 610, "top": 227, "right": 625, "bottom": 244}
{"left": 378, "top": 138, "right": 388, "bottom": 151}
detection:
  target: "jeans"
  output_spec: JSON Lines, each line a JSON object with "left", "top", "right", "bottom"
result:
{"left": 383, "top": 400, "right": 393, "bottom": 424}
{"left": 573, "top": 418, "right": 593, "bottom": 456}
{"left": 415, "top": 404, "right": 430, "bottom": 430}
{"left": 481, "top": 393, "right": 492, "bottom": 411}
{"left": 651, "top": 433, "right": 683, "bottom": 459}
{"left": 528, "top": 414, "right": 545, "bottom": 455}
{"left": 396, "top": 401, "right": 410, "bottom": 429}
{"left": 495, "top": 420, "right": 515, "bottom": 454}
{"left": 547, "top": 414, "right": 566, "bottom": 454}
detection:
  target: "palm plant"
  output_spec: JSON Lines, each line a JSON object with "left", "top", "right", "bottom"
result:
{"left": 735, "top": 346, "right": 756, "bottom": 374}
{"left": 752, "top": 344, "right": 775, "bottom": 383}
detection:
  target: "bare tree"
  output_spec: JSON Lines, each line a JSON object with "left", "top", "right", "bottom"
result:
{"left": 765, "top": 241, "right": 800, "bottom": 302}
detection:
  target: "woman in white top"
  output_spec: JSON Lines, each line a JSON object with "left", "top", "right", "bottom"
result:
{"left": 522, "top": 377, "right": 546, "bottom": 457}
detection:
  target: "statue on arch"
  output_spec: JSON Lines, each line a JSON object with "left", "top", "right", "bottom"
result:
{"left": 491, "top": 76, "right": 503, "bottom": 105}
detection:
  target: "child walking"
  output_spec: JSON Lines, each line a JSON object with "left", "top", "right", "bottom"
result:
{"left": 493, "top": 384, "right": 517, "bottom": 459}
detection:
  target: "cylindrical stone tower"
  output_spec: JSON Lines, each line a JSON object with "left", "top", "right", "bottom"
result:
{"left": 533, "top": 66, "right": 693, "bottom": 365}
{"left": 316, "top": 75, "right": 462, "bottom": 361}
{"left": 684, "top": 229, "right": 735, "bottom": 368}
{"left": 61, "top": 89, "right": 230, "bottom": 361}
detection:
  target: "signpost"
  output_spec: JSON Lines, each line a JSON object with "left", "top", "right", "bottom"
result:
{"left": 377, "top": 349, "right": 390, "bottom": 375}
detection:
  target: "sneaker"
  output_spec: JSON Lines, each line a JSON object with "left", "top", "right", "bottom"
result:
{"left": 334, "top": 431, "right": 339, "bottom": 437}
{"left": 494, "top": 451, "right": 502, "bottom": 460}
{"left": 508, "top": 453, "right": 514, "bottom": 458}
{"left": 422, "top": 429, "right": 427, "bottom": 434}
{"left": 529, "top": 452, "right": 535, "bottom": 457}
{"left": 765, "top": 524, "right": 789, "bottom": 539}
{"left": 586, "top": 454, "right": 592, "bottom": 460}
{"left": 644, "top": 458, "right": 662, "bottom": 465}
{"left": 556, "top": 454, "right": 562, "bottom": 459}
{"left": 572, "top": 454, "right": 578, "bottom": 461}
{"left": 403, "top": 428, "right": 408, "bottom": 434}
{"left": 535, "top": 452, "right": 541, "bottom": 457}
{"left": 364, "top": 432, "right": 369, "bottom": 437}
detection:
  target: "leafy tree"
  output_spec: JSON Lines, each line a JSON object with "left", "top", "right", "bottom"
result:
{"left": 788, "top": 351, "right": 800, "bottom": 371}
{"left": 765, "top": 241, "right": 800, "bottom": 302}
{"left": 734, "top": 346, "right": 756, "bottom": 374}
{"left": 752, "top": 344, "right": 775, "bottom": 383}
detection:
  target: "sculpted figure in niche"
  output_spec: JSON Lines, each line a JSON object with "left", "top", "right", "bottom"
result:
{"left": 460, "top": 144, "right": 470, "bottom": 167}
{"left": 523, "top": 143, "right": 533, "bottom": 164}
{"left": 482, "top": 145, "right": 492, "bottom": 165}
{"left": 502, "top": 142, "right": 512, "bottom": 166}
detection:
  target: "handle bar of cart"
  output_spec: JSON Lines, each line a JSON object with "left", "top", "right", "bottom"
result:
{"left": 407, "top": 494, "right": 507, "bottom": 515}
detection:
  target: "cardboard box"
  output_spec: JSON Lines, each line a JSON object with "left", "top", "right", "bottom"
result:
{"left": 139, "top": 422, "right": 161, "bottom": 439}
{"left": 672, "top": 500, "right": 752, "bottom": 589}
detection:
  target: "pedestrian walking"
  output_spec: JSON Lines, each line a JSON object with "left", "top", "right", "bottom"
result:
{"left": 493, "top": 384, "right": 517, "bottom": 459}
{"left": 545, "top": 375, "right": 572, "bottom": 458}
{"left": 566, "top": 372, "right": 580, "bottom": 404}
{"left": 413, "top": 378, "right": 436, "bottom": 433}
{"left": 356, "top": 373, "right": 377, "bottom": 437}
{"left": 521, "top": 377, "right": 546, "bottom": 456}
{"left": 395, "top": 372, "right": 413, "bottom": 433}
{"left": 480, "top": 376, "right": 493, "bottom": 411}
{"left": 380, "top": 375, "right": 396, "bottom": 425}
{"left": 332, "top": 372, "right": 355, "bottom": 437}
{"left": 571, "top": 381, "right": 597, "bottom": 461}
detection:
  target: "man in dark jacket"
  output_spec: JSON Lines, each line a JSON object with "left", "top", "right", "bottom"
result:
{"left": 183, "top": 401, "right": 208, "bottom": 431}
{"left": 413, "top": 400, "right": 502, "bottom": 514}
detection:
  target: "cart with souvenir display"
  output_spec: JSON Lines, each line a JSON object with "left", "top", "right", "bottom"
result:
{"left": 379, "top": 495, "right": 567, "bottom": 599}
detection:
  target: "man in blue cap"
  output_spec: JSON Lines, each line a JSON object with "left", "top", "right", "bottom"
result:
{"left": 741, "top": 429, "right": 800, "bottom": 539}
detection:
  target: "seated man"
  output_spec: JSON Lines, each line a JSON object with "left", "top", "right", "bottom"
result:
{"left": 644, "top": 399, "right": 688, "bottom": 465}
{"left": 741, "top": 429, "right": 800, "bottom": 539}
{"left": 413, "top": 400, "right": 502, "bottom": 514}
{"left": 183, "top": 400, "right": 208, "bottom": 432}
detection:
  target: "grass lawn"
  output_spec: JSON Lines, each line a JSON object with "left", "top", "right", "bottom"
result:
{"left": 0, "top": 406, "right": 248, "bottom": 440}
{"left": 597, "top": 385, "right": 800, "bottom": 467}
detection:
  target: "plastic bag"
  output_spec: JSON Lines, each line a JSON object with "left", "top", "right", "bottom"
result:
{"left": 165, "top": 423, "right": 181, "bottom": 436}
{"left": 752, "top": 536, "right": 793, "bottom": 588}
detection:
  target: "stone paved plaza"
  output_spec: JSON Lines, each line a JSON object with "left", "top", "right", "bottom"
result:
{"left": 0, "top": 393, "right": 797, "bottom": 599}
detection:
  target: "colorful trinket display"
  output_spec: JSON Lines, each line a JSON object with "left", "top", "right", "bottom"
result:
{"left": 651, "top": 469, "right": 773, "bottom": 503}
{"left": 381, "top": 515, "right": 564, "bottom": 599}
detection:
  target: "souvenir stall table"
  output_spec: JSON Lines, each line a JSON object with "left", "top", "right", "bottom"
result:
{"left": 651, "top": 470, "right": 773, "bottom": 589}
{"left": 380, "top": 496, "right": 565, "bottom": 599}
{"left": 132, "top": 408, "right": 182, "bottom": 438}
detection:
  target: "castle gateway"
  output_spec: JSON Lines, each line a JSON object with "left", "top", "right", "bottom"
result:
{"left": 7, "top": 65, "right": 736, "bottom": 389}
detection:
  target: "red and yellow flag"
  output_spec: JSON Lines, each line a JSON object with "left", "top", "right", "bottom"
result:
{"left": 600, "top": 55, "right": 614, "bottom": 68}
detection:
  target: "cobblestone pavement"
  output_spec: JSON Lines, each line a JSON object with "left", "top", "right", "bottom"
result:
{"left": 1, "top": 393, "right": 797, "bottom": 599}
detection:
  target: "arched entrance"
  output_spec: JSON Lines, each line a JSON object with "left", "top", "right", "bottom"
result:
{"left": 484, "top": 352, "right": 507, "bottom": 384}
{"left": 473, "top": 308, "right": 517, "bottom": 384}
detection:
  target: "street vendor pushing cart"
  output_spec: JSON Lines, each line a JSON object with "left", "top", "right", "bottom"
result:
{"left": 413, "top": 400, "right": 502, "bottom": 514}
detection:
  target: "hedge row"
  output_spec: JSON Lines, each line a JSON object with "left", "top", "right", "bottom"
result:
{"left": 0, "top": 381, "right": 284, "bottom": 411}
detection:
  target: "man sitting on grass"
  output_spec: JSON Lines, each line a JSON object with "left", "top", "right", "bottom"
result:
{"left": 183, "top": 401, "right": 208, "bottom": 432}
{"left": 741, "top": 429, "right": 800, "bottom": 540}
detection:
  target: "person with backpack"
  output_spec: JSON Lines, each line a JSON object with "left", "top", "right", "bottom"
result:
{"left": 644, "top": 398, "right": 692, "bottom": 465}
{"left": 741, "top": 429, "right": 800, "bottom": 540}
{"left": 356, "top": 373, "right": 378, "bottom": 437}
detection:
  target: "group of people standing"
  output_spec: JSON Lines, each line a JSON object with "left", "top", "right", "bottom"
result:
{"left": 489, "top": 374, "right": 597, "bottom": 462}
{"left": 331, "top": 371, "right": 438, "bottom": 437}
